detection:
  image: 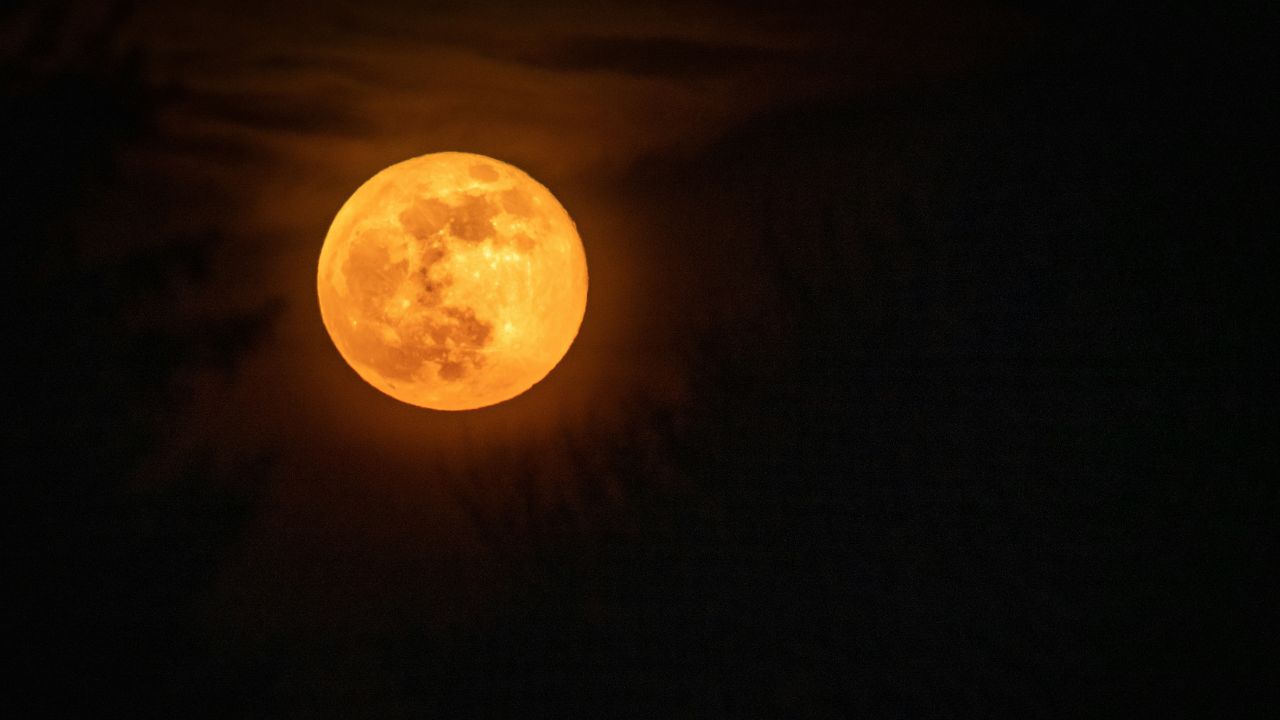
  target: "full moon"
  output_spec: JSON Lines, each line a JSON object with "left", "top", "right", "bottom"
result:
{"left": 317, "top": 152, "right": 588, "bottom": 410}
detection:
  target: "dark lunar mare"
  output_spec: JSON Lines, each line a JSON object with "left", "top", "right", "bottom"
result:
{"left": 333, "top": 192, "right": 499, "bottom": 384}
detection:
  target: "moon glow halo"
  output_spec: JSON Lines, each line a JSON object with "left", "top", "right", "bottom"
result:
{"left": 317, "top": 153, "right": 588, "bottom": 410}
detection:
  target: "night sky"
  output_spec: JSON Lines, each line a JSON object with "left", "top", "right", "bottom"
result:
{"left": 5, "top": 0, "right": 1277, "bottom": 716}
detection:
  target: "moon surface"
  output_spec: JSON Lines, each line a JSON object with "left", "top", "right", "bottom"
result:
{"left": 317, "top": 152, "right": 588, "bottom": 410}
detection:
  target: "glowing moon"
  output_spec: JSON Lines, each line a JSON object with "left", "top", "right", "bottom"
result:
{"left": 317, "top": 152, "right": 588, "bottom": 410}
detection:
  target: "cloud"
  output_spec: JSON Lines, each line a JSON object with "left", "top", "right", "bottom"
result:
{"left": 476, "top": 34, "right": 806, "bottom": 79}
{"left": 118, "top": 0, "right": 1037, "bottom": 593}
{"left": 134, "top": 0, "right": 1033, "bottom": 180}
{"left": 178, "top": 87, "right": 378, "bottom": 137}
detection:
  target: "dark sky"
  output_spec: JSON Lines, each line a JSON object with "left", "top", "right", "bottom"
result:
{"left": 5, "top": 0, "right": 1277, "bottom": 716}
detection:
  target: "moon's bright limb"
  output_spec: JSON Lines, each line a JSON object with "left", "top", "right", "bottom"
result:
{"left": 317, "top": 152, "right": 588, "bottom": 410}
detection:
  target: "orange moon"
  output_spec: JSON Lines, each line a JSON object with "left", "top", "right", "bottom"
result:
{"left": 317, "top": 152, "right": 588, "bottom": 410}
